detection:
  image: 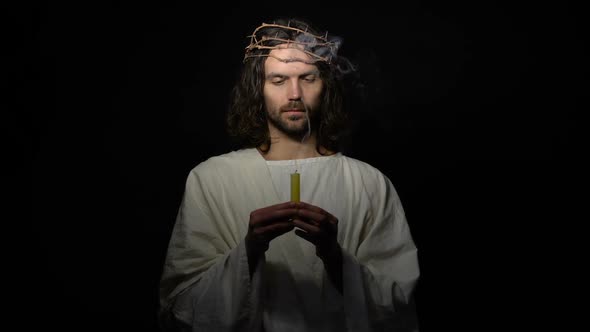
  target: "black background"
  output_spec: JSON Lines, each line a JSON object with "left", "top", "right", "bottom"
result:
{"left": 11, "top": 0, "right": 583, "bottom": 331}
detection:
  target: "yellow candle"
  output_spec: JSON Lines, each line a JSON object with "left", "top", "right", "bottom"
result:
{"left": 290, "top": 172, "right": 300, "bottom": 202}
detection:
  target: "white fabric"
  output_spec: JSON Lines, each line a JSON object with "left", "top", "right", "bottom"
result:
{"left": 159, "top": 148, "right": 420, "bottom": 332}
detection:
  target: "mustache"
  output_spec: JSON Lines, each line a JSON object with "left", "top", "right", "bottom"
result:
{"left": 280, "top": 102, "right": 306, "bottom": 111}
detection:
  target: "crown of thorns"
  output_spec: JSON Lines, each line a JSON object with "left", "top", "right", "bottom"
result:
{"left": 244, "top": 22, "right": 340, "bottom": 64}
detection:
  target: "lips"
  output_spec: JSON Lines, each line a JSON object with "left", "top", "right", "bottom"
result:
{"left": 282, "top": 102, "right": 305, "bottom": 113}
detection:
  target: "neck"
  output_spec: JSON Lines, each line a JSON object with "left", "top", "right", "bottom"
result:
{"left": 259, "top": 130, "right": 333, "bottom": 161}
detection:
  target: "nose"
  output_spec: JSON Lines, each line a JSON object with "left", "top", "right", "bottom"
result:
{"left": 288, "top": 80, "right": 302, "bottom": 101}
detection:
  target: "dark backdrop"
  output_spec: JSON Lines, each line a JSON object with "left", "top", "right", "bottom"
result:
{"left": 12, "top": 0, "right": 583, "bottom": 331}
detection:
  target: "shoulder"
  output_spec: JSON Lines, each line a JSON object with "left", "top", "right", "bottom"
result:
{"left": 338, "top": 154, "right": 400, "bottom": 199}
{"left": 339, "top": 155, "right": 405, "bottom": 214}
{"left": 181, "top": 149, "right": 254, "bottom": 193}
{"left": 340, "top": 154, "right": 391, "bottom": 182}
{"left": 189, "top": 148, "right": 257, "bottom": 176}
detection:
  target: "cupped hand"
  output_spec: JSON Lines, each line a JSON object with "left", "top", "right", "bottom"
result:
{"left": 246, "top": 201, "right": 297, "bottom": 257}
{"left": 291, "top": 201, "right": 340, "bottom": 260}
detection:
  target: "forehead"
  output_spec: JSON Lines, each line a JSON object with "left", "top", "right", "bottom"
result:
{"left": 265, "top": 46, "right": 318, "bottom": 74}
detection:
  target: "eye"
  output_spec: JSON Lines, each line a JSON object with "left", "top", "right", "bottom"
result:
{"left": 302, "top": 75, "right": 317, "bottom": 83}
{"left": 271, "top": 78, "right": 285, "bottom": 85}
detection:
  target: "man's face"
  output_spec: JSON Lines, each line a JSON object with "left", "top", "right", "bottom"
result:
{"left": 263, "top": 45, "right": 324, "bottom": 139}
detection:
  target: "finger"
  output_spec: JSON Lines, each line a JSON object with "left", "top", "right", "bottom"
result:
{"left": 266, "top": 201, "right": 299, "bottom": 210}
{"left": 296, "top": 209, "right": 338, "bottom": 228}
{"left": 296, "top": 201, "right": 329, "bottom": 214}
{"left": 294, "top": 229, "right": 317, "bottom": 245}
{"left": 297, "top": 202, "right": 338, "bottom": 225}
{"left": 292, "top": 219, "right": 320, "bottom": 234}
{"left": 252, "top": 201, "right": 297, "bottom": 219}
{"left": 254, "top": 221, "right": 295, "bottom": 241}
{"left": 296, "top": 209, "right": 323, "bottom": 225}
{"left": 251, "top": 208, "right": 297, "bottom": 226}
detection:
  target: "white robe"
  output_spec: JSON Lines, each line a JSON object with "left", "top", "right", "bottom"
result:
{"left": 159, "top": 148, "right": 420, "bottom": 332}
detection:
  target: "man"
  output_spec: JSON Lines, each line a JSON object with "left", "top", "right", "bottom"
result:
{"left": 159, "top": 17, "right": 420, "bottom": 332}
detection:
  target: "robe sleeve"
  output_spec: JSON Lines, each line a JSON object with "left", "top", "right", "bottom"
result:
{"left": 158, "top": 166, "right": 264, "bottom": 332}
{"left": 327, "top": 170, "right": 420, "bottom": 332}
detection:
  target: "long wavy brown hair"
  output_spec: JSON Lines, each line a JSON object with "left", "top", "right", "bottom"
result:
{"left": 225, "top": 18, "right": 354, "bottom": 154}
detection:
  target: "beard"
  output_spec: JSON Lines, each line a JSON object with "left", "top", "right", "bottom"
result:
{"left": 267, "top": 102, "right": 316, "bottom": 141}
